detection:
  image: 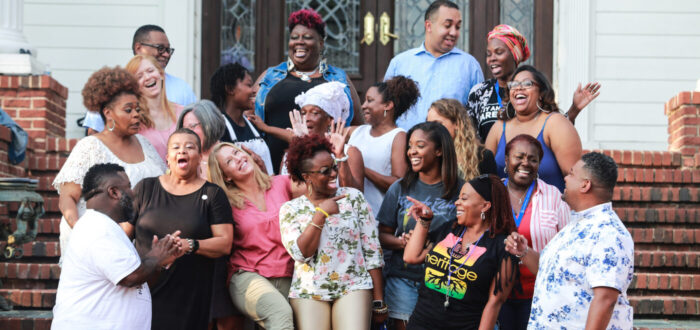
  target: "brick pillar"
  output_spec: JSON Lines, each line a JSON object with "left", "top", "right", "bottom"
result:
{"left": 0, "top": 75, "right": 68, "bottom": 138}
{"left": 665, "top": 91, "right": 700, "bottom": 168}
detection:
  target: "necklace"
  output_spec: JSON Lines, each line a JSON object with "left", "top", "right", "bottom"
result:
{"left": 294, "top": 67, "right": 318, "bottom": 82}
{"left": 444, "top": 228, "right": 485, "bottom": 309}
{"left": 508, "top": 187, "right": 527, "bottom": 205}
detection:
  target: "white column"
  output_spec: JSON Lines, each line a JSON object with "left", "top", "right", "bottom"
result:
{"left": 0, "top": 0, "right": 44, "bottom": 74}
{"left": 553, "top": 0, "right": 595, "bottom": 148}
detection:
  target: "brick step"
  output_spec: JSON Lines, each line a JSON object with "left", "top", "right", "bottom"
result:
{"left": 0, "top": 310, "right": 52, "bottom": 330}
{"left": 629, "top": 295, "right": 700, "bottom": 316}
{"left": 0, "top": 217, "right": 61, "bottom": 235}
{"left": 634, "top": 250, "right": 699, "bottom": 268}
{"left": 0, "top": 241, "right": 60, "bottom": 258}
{"left": 631, "top": 272, "right": 700, "bottom": 291}
{"left": 0, "top": 289, "right": 55, "bottom": 308}
{"left": 0, "top": 262, "right": 60, "bottom": 280}
{"left": 617, "top": 167, "right": 700, "bottom": 184}
{"left": 590, "top": 150, "right": 682, "bottom": 168}
{"left": 629, "top": 228, "right": 699, "bottom": 244}
{"left": 613, "top": 186, "right": 700, "bottom": 203}
{"left": 615, "top": 206, "right": 700, "bottom": 224}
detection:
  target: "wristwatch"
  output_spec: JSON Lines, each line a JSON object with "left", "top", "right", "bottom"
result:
{"left": 372, "top": 300, "right": 388, "bottom": 314}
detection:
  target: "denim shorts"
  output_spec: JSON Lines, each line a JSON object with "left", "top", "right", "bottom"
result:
{"left": 384, "top": 277, "right": 420, "bottom": 321}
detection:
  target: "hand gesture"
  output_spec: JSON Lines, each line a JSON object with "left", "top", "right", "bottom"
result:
{"left": 326, "top": 119, "right": 349, "bottom": 158}
{"left": 318, "top": 194, "right": 347, "bottom": 217}
{"left": 406, "top": 196, "right": 433, "bottom": 221}
{"left": 571, "top": 82, "right": 601, "bottom": 113}
{"left": 239, "top": 144, "right": 267, "bottom": 173}
{"left": 148, "top": 232, "right": 181, "bottom": 267}
{"left": 288, "top": 109, "right": 308, "bottom": 136}
{"left": 245, "top": 113, "right": 270, "bottom": 132}
{"left": 504, "top": 232, "right": 529, "bottom": 257}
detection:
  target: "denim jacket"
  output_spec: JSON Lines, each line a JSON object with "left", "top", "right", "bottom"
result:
{"left": 254, "top": 61, "right": 354, "bottom": 124}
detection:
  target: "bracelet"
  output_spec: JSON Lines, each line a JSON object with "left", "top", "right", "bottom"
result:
{"left": 418, "top": 218, "right": 432, "bottom": 229}
{"left": 515, "top": 246, "right": 529, "bottom": 258}
{"left": 309, "top": 222, "right": 324, "bottom": 231}
{"left": 334, "top": 154, "right": 349, "bottom": 163}
{"left": 315, "top": 206, "right": 330, "bottom": 218}
{"left": 185, "top": 239, "right": 194, "bottom": 255}
{"left": 372, "top": 300, "right": 388, "bottom": 314}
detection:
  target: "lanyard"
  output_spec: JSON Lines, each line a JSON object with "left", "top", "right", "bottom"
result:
{"left": 494, "top": 82, "right": 504, "bottom": 108}
{"left": 504, "top": 179, "right": 536, "bottom": 227}
{"left": 444, "top": 228, "right": 485, "bottom": 309}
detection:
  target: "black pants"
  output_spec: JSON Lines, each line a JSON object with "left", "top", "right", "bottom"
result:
{"left": 497, "top": 298, "right": 532, "bottom": 330}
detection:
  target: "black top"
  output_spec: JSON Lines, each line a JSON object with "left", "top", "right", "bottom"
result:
{"left": 263, "top": 74, "right": 326, "bottom": 173}
{"left": 466, "top": 79, "right": 507, "bottom": 143}
{"left": 408, "top": 221, "right": 517, "bottom": 330}
{"left": 221, "top": 112, "right": 257, "bottom": 144}
{"left": 478, "top": 147, "right": 498, "bottom": 177}
{"left": 130, "top": 177, "right": 233, "bottom": 330}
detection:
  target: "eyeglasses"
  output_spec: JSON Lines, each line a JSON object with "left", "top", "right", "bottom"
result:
{"left": 305, "top": 164, "right": 338, "bottom": 176}
{"left": 507, "top": 80, "right": 537, "bottom": 90}
{"left": 140, "top": 42, "right": 175, "bottom": 55}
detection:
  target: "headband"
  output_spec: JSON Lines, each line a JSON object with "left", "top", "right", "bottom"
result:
{"left": 487, "top": 24, "right": 530, "bottom": 65}
{"left": 469, "top": 174, "right": 492, "bottom": 202}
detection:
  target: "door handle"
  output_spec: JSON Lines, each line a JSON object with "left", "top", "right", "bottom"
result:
{"left": 360, "top": 12, "right": 375, "bottom": 45}
{"left": 379, "top": 12, "right": 398, "bottom": 46}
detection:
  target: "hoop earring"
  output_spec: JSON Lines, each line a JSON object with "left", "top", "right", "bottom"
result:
{"left": 536, "top": 101, "right": 550, "bottom": 113}
{"left": 505, "top": 103, "right": 512, "bottom": 119}
{"left": 480, "top": 212, "right": 486, "bottom": 221}
{"left": 107, "top": 119, "right": 116, "bottom": 132}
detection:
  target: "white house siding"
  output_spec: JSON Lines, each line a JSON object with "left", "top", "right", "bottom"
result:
{"left": 23, "top": 0, "right": 199, "bottom": 138}
{"left": 557, "top": 0, "right": 700, "bottom": 151}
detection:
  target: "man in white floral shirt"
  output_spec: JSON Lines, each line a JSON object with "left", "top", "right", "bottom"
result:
{"left": 506, "top": 152, "right": 634, "bottom": 329}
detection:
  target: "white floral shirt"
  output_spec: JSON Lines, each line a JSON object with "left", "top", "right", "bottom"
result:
{"left": 279, "top": 187, "right": 383, "bottom": 301}
{"left": 528, "top": 202, "right": 634, "bottom": 330}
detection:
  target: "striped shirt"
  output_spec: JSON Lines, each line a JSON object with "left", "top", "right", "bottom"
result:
{"left": 528, "top": 178, "right": 572, "bottom": 252}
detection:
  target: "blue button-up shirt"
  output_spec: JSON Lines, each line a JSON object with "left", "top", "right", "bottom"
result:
{"left": 384, "top": 44, "right": 484, "bottom": 131}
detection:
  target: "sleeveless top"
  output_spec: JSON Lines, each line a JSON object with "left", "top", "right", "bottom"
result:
{"left": 494, "top": 114, "right": 565, "bottom": 192}
{"left": 348, "top": 125, "right": 404, "bottom": 217}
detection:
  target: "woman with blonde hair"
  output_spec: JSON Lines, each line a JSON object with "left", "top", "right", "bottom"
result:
{"left": 208, "top": 142, "right": 305, "bottom": 329}
{"left": 427, "top": 98, "right": 497, "bottom": 180}
{"left": 126, "top": 54, "right": 185, "bottom": 160}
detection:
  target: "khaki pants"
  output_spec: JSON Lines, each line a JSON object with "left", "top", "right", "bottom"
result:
{"left": 290, "top": 289, "right": 372, "bottom": 330}
{"left": 228, "top": 270, "right": 294, "bottom": 330}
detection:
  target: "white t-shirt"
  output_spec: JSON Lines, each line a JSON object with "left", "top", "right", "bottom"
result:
{"left": 52, "top": 209, "right": 151, "bottom": 330}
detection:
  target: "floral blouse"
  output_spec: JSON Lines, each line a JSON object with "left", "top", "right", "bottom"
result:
{"left": 279, "top": 187, "right": 384, "bottom": 301}
{"left": 529, "top": 202, "right": 634, "bottom": 329}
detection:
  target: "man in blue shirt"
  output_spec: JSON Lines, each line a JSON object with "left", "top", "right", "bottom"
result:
{"left": 384, "top": 0, "right": 483, "bottom": 131}
{"left": 83, "top": 25, "right": 197, "bottom": 134}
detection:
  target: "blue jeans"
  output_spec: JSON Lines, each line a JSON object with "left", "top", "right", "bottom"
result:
{"left": 498, "top": 298, "right": 531, "bottom": 330}
{"left": 384, "top": 277, "right": 420, "bottom": 321}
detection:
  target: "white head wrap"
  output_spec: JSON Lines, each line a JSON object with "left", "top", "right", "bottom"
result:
{"left": 294, "top": 81, "right": 350, "bottom": 122}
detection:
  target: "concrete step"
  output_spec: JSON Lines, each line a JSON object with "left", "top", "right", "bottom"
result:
{"left": 634, "top": 318, "right": 700, "bottom": 329}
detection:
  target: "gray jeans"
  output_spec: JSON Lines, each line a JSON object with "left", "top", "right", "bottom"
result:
{"left": 228, "top": 270, "right": 293, "bottom": 330}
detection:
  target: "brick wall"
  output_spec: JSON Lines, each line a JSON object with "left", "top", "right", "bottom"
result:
{"left": 0, "top": 75, "right": 69, "bottom": 139}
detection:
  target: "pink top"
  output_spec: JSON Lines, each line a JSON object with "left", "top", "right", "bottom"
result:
{"left": 139, "top": 104, "right": 184, "bottom": 162}
{"left": 228, "top": 175, "right": 294, "bottom": 279}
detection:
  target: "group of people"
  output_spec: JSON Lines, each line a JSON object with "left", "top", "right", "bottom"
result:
{"left": 50, "top": 1, "right": 634, "bottom": 330}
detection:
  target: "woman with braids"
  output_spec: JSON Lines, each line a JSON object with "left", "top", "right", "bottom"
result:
{"left": 53, "top": 66, "right": 165, "bottom": 262}
{"left": 279, "top": 134, "right": 385, "bottom": 330}
{"left": 341, "top": 76, "right": 417, "bottom": 217}
{"left": 467, "top": 24, "right": 600, "bottom": 142}
{"left": 376, "top": 122, "right": 462, "bottom": 330}
{"left": 426, "top": 98, "right": 497, "bottom": 180}
{"left": 485, "top": 65, "right": 583, "bottom": 192}
{"left": 126, "top": 55, "right": 185, "bottom": 161}
{"left": 210, "top": 62, "right": 274, "bottom": 174}
{"left": 403, "top": 174, "right": 518, "bottom": 330}
{"left": 253, "top": 8, "right": 363, "bottom": 174}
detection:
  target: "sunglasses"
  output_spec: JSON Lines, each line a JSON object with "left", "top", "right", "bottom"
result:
{"left": 140, "top": 42, "right": 175, "bottom": 55}
{"left": 305, "top": 164, "right": 338, "bottom": 176}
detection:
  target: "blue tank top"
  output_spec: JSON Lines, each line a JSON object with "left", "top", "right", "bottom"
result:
{"left": 495, "top": 114, "right": 565, "bottom": 192}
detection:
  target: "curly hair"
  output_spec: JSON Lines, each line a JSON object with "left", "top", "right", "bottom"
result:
{"left": 500, "top": 65, "right": 559, "bottom": 120}
{"left": 288, "top": 8, "right": 326, "bottom": 38}
{"left": 208, "top": 142, "right": 271, "bottom": 209}
{"left": 286, "top": 134, "right": 333, "bottom": 183}
{"left": 81, "top": 66, "right": 140, "bottom": 122}
{"left": 372, "top": 75, "right": 420, "bottom": 121}
{"left": 430, "top": 98, "right": 483, "bottom": 180}
{"left": 210, "top": 63, "right": 249, "bottom": 110}
{"left": 125, "top": 55, "right": 176, "bottom": 128}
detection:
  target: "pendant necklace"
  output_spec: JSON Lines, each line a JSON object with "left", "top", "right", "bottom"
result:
{"left": 444, "top": 228, "right": 485, "bottom": 309}
{"left": 294, "top": 67, "right": 318, "bottom": 82}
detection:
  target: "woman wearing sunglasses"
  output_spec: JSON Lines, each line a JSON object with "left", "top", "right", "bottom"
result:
{"left": 376, "top": 122, "right": 462, "bottom": 330}
{"left": 485, "top": 65, "right": 582, "bottom": 192}
{"left": 279, "top": 134, "right": 385, "bottom": 330}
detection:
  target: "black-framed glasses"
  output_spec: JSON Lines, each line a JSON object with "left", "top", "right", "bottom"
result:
{"left": 140, "top": 42, "right": 175, "bottom": 55}
{"left": 507, "top": 80, "right": 537, "bottom": 90}
{"left": 305, "top": 164, "right": 338, "bottom": 176}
